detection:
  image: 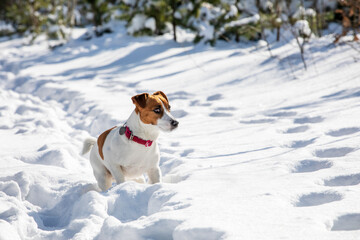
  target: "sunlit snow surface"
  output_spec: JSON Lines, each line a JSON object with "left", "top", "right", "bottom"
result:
{"left": 0, "top": 24, "right": 359, "bottom": 239}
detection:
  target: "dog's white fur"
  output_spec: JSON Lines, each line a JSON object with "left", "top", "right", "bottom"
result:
{"left": 82, "top": 92, "right": 177, "bottom": 191}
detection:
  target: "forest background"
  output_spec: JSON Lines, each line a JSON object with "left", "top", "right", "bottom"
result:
{"left": 0, "top": 0, "right": 359, "bottom": 47}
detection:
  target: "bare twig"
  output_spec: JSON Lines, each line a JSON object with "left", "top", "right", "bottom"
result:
{"left": 290, "top": 26, "right": 308, "bottom": 70}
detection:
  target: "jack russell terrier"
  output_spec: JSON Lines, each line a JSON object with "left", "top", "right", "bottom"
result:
{"left": 82, "top": 91, "right": 179, "bottom": 191}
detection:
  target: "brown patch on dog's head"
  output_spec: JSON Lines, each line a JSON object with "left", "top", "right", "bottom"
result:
{"left": 132, "top": 91, "right": 171, "bottom": 125}
{"left": 153, "top": 91, "right": 168, "bottom": 104}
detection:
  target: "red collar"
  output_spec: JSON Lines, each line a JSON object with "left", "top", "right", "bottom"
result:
{"left": 124, "top": 126, "right": 153, "bottom": 147}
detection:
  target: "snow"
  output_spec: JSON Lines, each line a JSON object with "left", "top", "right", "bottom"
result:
{"left": 294, "top": 20, "right": 312, "bottom": 37}
{"left": 0, "top": 21, "right": 15, "bottom": 34}
{"left": 128, "top": 14, "right": 149, "bottom": 35}
{"left": 293, "top": 6, "right": 306, "bottom": 19}
{"left": 225, "top": 14, "right": 260, "bottom": 28}
{"left": 144, "top": 18, "right": 156, "bottom": 32}
{"left": 86, "top": 12, "right": 94, "bottom": 21}
{"left": 174, "top": 11, "right": 182, "bottom": 20}
{"left": 224, "top": 5, "right": 238, "bottom": 20}
{"left": 305, "top": 8, "right": 317, "bottom": 17}
{"left": 197, "top": 21, "right": 215, "bottom": 41}
{"left": 0, "top": 22, "right": 360, "bottom": 240}
{"left": 123, "top": 0, "right": 137, "bottom": 6}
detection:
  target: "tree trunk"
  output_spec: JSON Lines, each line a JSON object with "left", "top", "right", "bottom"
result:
{"left": 67, "top": 0, "right": 77, "bottom": 27}
{"left": 171, "top": 0, "right": 177, "bottom": 42}
{"left": 275, "top": 0, "right": 281, "bottom": 41}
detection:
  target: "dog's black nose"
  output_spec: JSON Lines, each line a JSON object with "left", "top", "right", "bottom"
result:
{"left": 171, "top": 120, "right": 179, "bottom": 128}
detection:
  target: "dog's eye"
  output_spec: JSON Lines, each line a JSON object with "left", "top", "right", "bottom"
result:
{"left": 153, "top": 108, "right": 161, "bottom": 114}
{"left": 168, "top": 105, "right": 171, "bottom": 110}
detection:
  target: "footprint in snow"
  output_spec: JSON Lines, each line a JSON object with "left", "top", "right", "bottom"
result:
{"left": 326, "top": 127, "right": 360, "bottom": 137}
{"left": 240, "top": 119, "right": 275, "bottom": 124}
{"left": 190, "top": 100, "right": 212, "bottom": 107}
{"left": 0, "top": 125, "right": 12, "bottom": 129}
{"left": 209, "top": 112, "right": 233, "bottom": 117}
{"left": 284, "top": 125, "right": 309, "bottom": 134}
{"left": 171, "top": 142, "right": 180, "bottom": 147}
{"left": 292, "top": 160, "right": 332, "bottom": 173}
{"left": 267, "top": 111, "right": 297, "bottom": 117}
{"left": 214, "top": 107, "right": 237, "bottom": 111}
{"left": 315, "top": 147, "right": 355, "bottom": 158}
{"left": 324, "top": 173, "right": 360, "bottom": 187}
{"left": 181, "top": 149, "right": 194, "bottom": 157}
{"left": 331, "top": 213, "right": 360, "bottom": 231}
{"left": 294, "top": 191, "right": 343, "bottom": 207}
{"left": 15, "top": 129, "right": 27, "bottom": 134}
{"left": 207, "top": 94, "right": 222, "bottom": 101}
{"left": 294, "top": 116, "right": 324, "bottom": 124}
{"left": 288, "top": 138, "right": 316, "bottom": 148}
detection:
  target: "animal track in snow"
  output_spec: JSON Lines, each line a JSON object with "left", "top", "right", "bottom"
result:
{"left": 284, "top": 125, "right": 309, "bottom": 134}
{"left": 288, "top": 138, "right": 316, "bottom": 148}
{"left": 15, "top": 129, "right": 27, "bottom": 134}
{"left": 209, "top": 112, "right": 233, "bottom": 117}
{"left": 207, "top": 94, "right": 223, "bottom": 101}
{"left": 294, "top": 191, "right": 343, "bottom": 207}
{"left": 326, "top": 127, "right": 360, "bottom": 137}
{"left": 267, "top": 111, "right": 297, "bottom": 117}
{"left": 294, "top": 116, "right": 324, "bottom": 124}
{"left": 181, "top": 149, "right": 194, "bottom": 157}
{"left": 240, "top": 119, "right": 275, "bottom": 124}
{"left": 315, "top": 147, "right": 355, "bottom": 158}
{"left": 190, "top": 100, "right": 211, "bottom": 107}
{"left": 171, "top": 142, "right": 180, "bottom": 147}
{"left": 292, "top": 160, "right": 332, "bottom": 173}
{"left": 331, "top": 213, "right": 360, "bottom": 231}
{"left": 0, "top": 124, "right": 12, "bottom": 129}
{"left": 324, "top": 173, "right": 360, "bottom": 187}
{"left": 214, "top": 107, "right": 237, "bottom": 111}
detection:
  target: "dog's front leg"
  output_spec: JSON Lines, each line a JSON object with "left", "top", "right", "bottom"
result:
{"left": 147, "top": 167, "right": 161, "bottom": 184}
{"left": 109, "top": 165, "right": 125, "bottom": 184}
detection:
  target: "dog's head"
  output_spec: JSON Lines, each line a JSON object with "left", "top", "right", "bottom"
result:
{"left": 132, "top": 91, "right": 179, "bottom": 131}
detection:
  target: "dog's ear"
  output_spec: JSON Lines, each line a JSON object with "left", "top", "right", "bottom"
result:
{"left": 153, "top": 91, "right": 168, "bottom": 103}
{"left": 132, "top": 93, "right": 149, "bottom": 109}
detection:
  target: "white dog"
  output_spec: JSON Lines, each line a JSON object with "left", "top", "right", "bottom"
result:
{"left": 82, "top": 91, "right": 179, "bottom": 191}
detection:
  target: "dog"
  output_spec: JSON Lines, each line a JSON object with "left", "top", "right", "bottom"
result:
{"left": 82, "top": 91, "right": 179, "bottom": 191}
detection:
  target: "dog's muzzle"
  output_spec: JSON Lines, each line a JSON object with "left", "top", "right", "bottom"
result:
{"left": 170, "top": 119, "right": 179, "bottom": 129}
